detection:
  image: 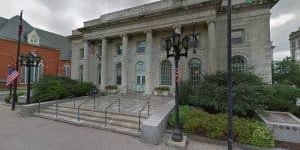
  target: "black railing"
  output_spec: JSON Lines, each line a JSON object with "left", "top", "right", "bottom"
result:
{"left": 77, "top": 91, "right": 97, "bottom": 122}
{"left": 138, "top": 101, "right": 150, "bottom": 132}
{"left": 104, "top": 99, "right": 121, "bottom": 126}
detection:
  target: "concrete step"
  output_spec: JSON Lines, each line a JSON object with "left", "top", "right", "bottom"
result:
{"left": 47, "top": 105, "right": 147, "bottom": 124}
{"left": 40, "top": 108, "right": 141, "bottom": 130}
{"left": 34, "top": 112, "right": 140, "bottom": 137}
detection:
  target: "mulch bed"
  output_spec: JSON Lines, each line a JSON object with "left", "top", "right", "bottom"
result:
{"left": 275, "top": 141, "right": 300, "bottom": 150}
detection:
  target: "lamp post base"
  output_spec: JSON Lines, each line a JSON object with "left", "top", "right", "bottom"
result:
{"left": 172, "top": 128, "right": 183, "bottom": 142}
{"left": 167, "top": 135, "right": 187, "bottom": 150}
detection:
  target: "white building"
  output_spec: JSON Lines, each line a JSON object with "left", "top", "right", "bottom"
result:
{"left": 69, "top": 0, "right": 279, "bottom": 94}
{"left": 289, "top": 27, "right": 300, "bottom": 63}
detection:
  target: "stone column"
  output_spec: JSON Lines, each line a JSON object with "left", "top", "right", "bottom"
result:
{"left": 121, "top": 34, "right": 128, "bottom": 92}
{"left": 83, "top": 41, "right": 89, "bottom": 82}
{"left": 207, "top": 20, "right": 217, "bottom": 74}
{"left": 145, "top": 30, "right": 153, "bottom": 94}
{"left": 100, "top": 38, "right": 107, "bottom": 90}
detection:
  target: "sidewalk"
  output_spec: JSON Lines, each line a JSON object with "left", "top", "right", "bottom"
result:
{"left": 0, "top": 104, "right": 236, "bottom": 150}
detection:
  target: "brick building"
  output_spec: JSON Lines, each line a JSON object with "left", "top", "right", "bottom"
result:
{"left": 0, "top": 16, "right": 71, "bottom": 85}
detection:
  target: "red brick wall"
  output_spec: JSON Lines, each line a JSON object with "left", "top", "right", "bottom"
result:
{"left": 0, "top": 39, "right": 70, "bottom": 81}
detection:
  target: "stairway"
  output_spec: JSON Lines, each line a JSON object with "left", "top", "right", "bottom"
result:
{"left": 33, "top": 105, "right": 147, "bottom": 137}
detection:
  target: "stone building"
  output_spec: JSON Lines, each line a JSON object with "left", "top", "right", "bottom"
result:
{"left": 289, "top": 27, "right": 300, "bottom": 63}
{"left": 69, "top": 0, "right": 279, "bottom": 94}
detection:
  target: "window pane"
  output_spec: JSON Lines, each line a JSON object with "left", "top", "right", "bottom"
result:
{"left": 232, "top": 30, "right": 243, "bottom": 45}
{"left": 80, "top": 48, "right": 84, "bottom": 59}
{"left": 137, "top": 41, "right": 146, "bottom": 53}
{"left": 189, "top": 59, "right": 201, "bottom": 85}
{"left": 232, "top": 56, "right": 247, "bottom": 73}
{"left": 116, "top": 44, "right": 122, "bottom": 55}
{"left": 116, "top": 63, "right": 122, "bottom": 85}
{"left": 160, "top": 60, "right": 172, "bottom": 85}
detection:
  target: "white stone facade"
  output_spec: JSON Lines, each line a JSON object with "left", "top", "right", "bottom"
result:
{"left": 289, "top": 27, "right": 300, "bottom": 63}
{"left": 69, "top": 0, "right": 278, "bottom": 94}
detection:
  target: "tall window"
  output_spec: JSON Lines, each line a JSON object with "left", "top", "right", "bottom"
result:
{"left": 21, "top": 63, "right": 43, "bottom": 83}
{"left": 232, "top": 55, "right": 247, "bottom": 73}
{"left": 232, "top": 30, "right": 244, "bottom": 45}
{"left": 115, "top": 63, "right": 122, "bottom": 85}
{"left": 97, "top": 63, "right": 101, "bottom": 85}
{"left": 189, "top": 58, "right": 201, "bottom": 85}
{"left": 160, "top": 60, "right": 172, "bottom": 85}
{"left": 116, "top": 43, "right": 122, "bottom": 56}
{"left": 137, "top": 40, "right": 146, "bottom": 53}
{"left": 64, "top": 65, "right": 71, "bottom": 77}
{"left": 79, "top": 48, "right": 84, "bottom": 59}
{"left": 79, "top": 65, "right": 84, "bottom": 83}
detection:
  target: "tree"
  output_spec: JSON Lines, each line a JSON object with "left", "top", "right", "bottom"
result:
{"left": 272, "top": 57, "right": 300, "bottom": 87}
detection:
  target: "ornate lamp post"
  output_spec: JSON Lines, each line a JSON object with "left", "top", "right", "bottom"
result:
{"left": 165, "top": 32, "right": 190, "bottom": 142}
{"left": 20, "top": 53, "right": 41, "bottom": 104}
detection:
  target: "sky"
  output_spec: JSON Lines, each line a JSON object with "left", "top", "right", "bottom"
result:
{"left": 0, "top": 0, "right": 298, "bottom": 60}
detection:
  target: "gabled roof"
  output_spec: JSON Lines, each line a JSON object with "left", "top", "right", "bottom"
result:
{"left": 0, "top": 16, "right": 71, "bottom": 60}
{"left": 0, "top": 17, "right": 8, "bottom": 27}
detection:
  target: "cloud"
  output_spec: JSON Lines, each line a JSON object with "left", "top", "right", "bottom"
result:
{"left": 273, "top": 50, "right": 290, "bottom": 61}
{"left": 270, "top": 13, "right": 296, "bottom": 29}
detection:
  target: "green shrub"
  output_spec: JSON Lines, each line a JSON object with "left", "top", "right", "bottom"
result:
{"left": 169, "top": 106, "right": 275, "bottom": 148}
{"left": 154, "top": 86, "right": 170, "bottom": 92}
{"left": 168, "top": 105, "right": 191, "bottom": 127}
{"left": 32, "top": 76, "right": 96, "bottom": 103}
{"left": 249, "top": 123, "right": 275, "bottom": 148}
{"left": 105, "top": 85, "right": 118, "bottom": 90}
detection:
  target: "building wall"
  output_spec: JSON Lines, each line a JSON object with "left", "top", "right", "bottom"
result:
{"left": 70, "top": 0, "right": 275, "bottom": 93}
{"left": 0, "top": 39, "right": 70, "bottom": 82}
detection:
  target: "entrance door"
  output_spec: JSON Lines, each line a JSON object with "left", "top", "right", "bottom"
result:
{"left": 135, "top": 61, "right": 145, "bottom": 92}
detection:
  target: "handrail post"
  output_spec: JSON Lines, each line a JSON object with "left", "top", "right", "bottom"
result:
{"left": 55, "top": 100, "right": 58, "bottom": 118}
{"left": 105, "top": 110, "right": 107, "bottom": 126}
{"left": 77, "top": 107, "right": 80, "bottom": 122}
{"left": 73, "top": 97, "right": 75, "bottom": 108}
{"left": 148, "top": 102, "right": 150, "bottom": 117}
{"left": 93, "top": 92, "right": 96, "bottom": 109}
{"left": 118, "top": 99, "right": 120, "bottom": 113}
{"left": 38, "top": 98, "right": 40, "bottom": 114}
{"left": 138, "top": 116, "right": 141, "bottom": 132}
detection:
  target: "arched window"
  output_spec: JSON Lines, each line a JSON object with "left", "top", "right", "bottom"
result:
{"left": 189, "top": 58, "right": 201, "bottom": 85}
{"left": 160, "top": 60, "right": 172, "bottom": 85}
{"left": 79, "top": 65, "right": 84, "bottom": 83}
{"left": 21, "top": 63, "right": 43, "bottom": 83}
{"left": 115, "top": 62, "right": 122, "bottom": 85}
{"left": 232, "top": 55, "right": 247, "bottom": 73}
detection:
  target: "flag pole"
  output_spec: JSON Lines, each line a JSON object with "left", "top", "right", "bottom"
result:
{"left": 12, "top": 10, "right": 23, "bottom": 111}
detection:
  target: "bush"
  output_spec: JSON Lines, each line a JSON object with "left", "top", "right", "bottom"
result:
{"left": 180, "top": 72, "right": 270, "bottom": 117}
{"left": 154, "top": 86, "right": 170, "bottom": 92}
{"left": 105, "top": 85, "right": 118, "bottom": 90}
{"left": 168, "top": 105, "right": 191, "bottom": 127}
{"left": 32, "top": 76, "right": 96, "bottom": 103}
{"left": 168, "top": 106, "right": 275, "bottom": 148}
{"left": 263, "top": 84, "right": 300, "bottom": 117}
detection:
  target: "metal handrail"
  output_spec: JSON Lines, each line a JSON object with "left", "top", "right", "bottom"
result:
{"left": 77, "top": 93, "right": 95, "bottom": 122}
{"left": 104, "top": 98, "right": 121, "bottom": 126}
{"left": 138, "top": 101, "right": 150, "bottom": 132}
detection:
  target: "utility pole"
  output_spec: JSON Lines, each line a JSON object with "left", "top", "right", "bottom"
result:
{"left": 12, "top": 10, "right": 23, "bottom": 111}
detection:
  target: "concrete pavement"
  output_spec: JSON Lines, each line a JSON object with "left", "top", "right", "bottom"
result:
{"left": 0, "top": 103, "right": 236, "bottom": 150}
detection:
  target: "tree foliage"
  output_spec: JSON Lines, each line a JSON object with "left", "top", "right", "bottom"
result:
{"left": 272, "top": 57, "right": 300, "bottom": 88}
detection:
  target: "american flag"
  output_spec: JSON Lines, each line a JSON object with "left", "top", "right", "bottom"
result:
{"left": 6, "top": 67, "right": 20, "bottom": 86}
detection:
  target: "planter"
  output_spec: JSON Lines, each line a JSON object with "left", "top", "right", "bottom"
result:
{"left": 258, "top": 111, "right": 300, "bottom": 143}
{"left": 106, "top": 89, "right": 118, "bottom": 94}
{"left": 154, "top": 90, "right": 169, "bottom": 96}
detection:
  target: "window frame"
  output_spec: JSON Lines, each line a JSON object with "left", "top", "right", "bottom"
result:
{"left": 232, "top": 55, "right": 247, "bottom": 73}
{"left": 136, "top": 40, "right": 146, "bottom": 53}
{"left": 160, "top": 60, "right": 172, "bottom": 86}
{"left": 189, "top": 58, "right": 201, "bottom": 86}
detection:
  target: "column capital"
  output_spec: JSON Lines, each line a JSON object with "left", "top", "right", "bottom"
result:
{"left": 173, "top": 25, "right": 182, "bottom": 34}
{"left": 144, "top": 29, "right": 153, "bottom": 34}
{"left": 206, "top": 20, "right": 216, "bottom": 25}
{"left": 120, "top": 33, "right": 128, "bottom": 38}
{"left": 99, "top": 37, "right": 107, "bottom": 40}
